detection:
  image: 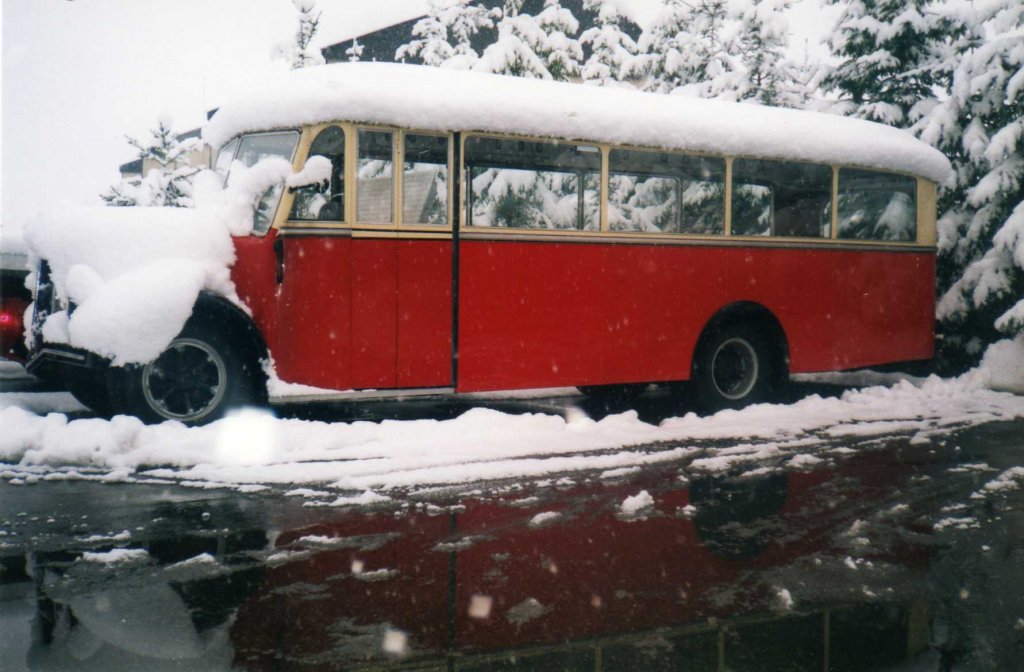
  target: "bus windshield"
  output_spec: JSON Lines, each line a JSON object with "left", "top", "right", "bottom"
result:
{"left": 226, "top": 131, "right": 300, "bottom": 234}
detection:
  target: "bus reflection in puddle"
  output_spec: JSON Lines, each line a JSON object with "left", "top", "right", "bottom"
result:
{"left": 24, "top": 454, "right": 938, "bottom": 672}
{"left": 229, "top": 465, "right": 931, "bottom": 670}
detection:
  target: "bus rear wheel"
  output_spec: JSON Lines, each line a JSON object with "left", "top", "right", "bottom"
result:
{"left": 107, "top": 319, "right": 263, "bottom": 425}
{"left": 692, "top": 323, "right": 775, "bottom": 413}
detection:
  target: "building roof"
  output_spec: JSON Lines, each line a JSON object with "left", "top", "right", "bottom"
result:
{"left": 203, "top": 62, "right": 952, "bottom": 183}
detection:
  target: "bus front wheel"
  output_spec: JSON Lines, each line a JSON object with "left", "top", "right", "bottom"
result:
{"left": 692, "top": 324, "right": 775, "bottom": 413}
{"left": 107, "top": 319, "right": 264, "bottom": 425}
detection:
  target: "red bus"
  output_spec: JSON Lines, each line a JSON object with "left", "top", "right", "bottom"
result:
{"left": 25, "top": 63, "right": 949, "bottom": 424}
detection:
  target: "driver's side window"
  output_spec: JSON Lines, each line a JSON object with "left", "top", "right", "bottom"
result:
{"left": 290, "top": 126, "right": 345, "bottom": 221}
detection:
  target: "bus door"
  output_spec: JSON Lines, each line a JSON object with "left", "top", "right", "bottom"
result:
{"left": 352, "top": 130, "right": 453, "bottom": 390}
{"left": 394, "top": 132, "right": 453, "bottom": 389}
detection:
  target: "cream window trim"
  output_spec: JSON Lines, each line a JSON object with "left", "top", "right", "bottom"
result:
{"left": 394, "top": 131, "right": 404, "bottom": 228}
{"left": 344, "top": 124, "right": 357, "bottom": 226}
{"left": 724, "top": 157, "right": 733, "bottom": 237}
{"left": 830, "top": 165, "right": 839, "bottom": 240}
{"left": 599, "top": 145, "right": 610, "bottom": 233}
{"left": 917, "top": 179, "right": 937, "bottom": 247}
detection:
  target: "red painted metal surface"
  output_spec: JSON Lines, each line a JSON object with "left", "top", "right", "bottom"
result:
{"left": 233, "top": 233, "right": 934, "bottom": 394}
{"left": 278, "top": 236, "right": 353, "bottom": 388}
{"left": 350, "top": 239, "right": 399, "bottom": 389}
{"left": 397, "top": 239, "right": 452, "bottom": 388}
{"left": 456, "top": 241, "right": 935, "bottom": 392}
{"left": 231, "top": 234, "right": 454, "bottom": 391}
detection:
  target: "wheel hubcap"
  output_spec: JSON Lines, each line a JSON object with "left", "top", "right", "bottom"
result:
{"left": 711, "top": 337, "right": 759, "bottom": 401}
{"left": 142, "top": 338, "right": 227, "bottom": 422}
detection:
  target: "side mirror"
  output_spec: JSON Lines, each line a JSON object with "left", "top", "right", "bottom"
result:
{"left": 286, "top": 155, "right": 332, "bottom": 194}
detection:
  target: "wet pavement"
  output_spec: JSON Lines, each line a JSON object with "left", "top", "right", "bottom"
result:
{"left": 2, "top": 411, "right": 1023, "bottom": 671}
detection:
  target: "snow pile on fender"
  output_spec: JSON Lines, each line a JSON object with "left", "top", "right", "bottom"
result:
{"left": 23, "top": 166, "right": 285, "bottom": 365}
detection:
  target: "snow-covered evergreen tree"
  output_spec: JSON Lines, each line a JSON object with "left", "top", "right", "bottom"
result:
{"left": 916, "top": 1, "right": 1024, "bottom": 363}
{"left": 474, "top": 0, "right": 582, "bottom": 81}
{"left": 396, "top": 0, "right": 496, "bottom": 69}
{"left": 823, "top": 0, "right": 953, "bottom": 125}
{"left": 730, "top": 0, "right": 792, "bottom": 105}
{"left": 636, "top": 0, "right": 736, "bottom": 95}
{"left": 535, "top": 0, "right": 584, "bottom": 81}
{"left": 396, "top": 2, "right": 454, "bottom": 67}
{"left": 579, "top": 0, "right": 638, "bottom": 86}
{"left": 101, "top": 119, "right": 199, "bottom": 208}
{"left": 346, "top": 38, "right": 364, "bottom": 62}
{"left": 289, "top": 0, "right": 325, "bottom": 69}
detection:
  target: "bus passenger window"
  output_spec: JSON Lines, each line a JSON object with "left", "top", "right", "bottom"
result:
{"left": 464, "top": 136, "right": 600, "bottom": 231}
{"left": 731, "top": 159, "right": 832, "bottom": 238}
{"left": 357, "top": 130, "right": 394, "bottom": 224}
{"left": 608, "top": 149, "right": 725, "bottom": 235}
{"left": 403, "top": 134, "right": 448, "bottom": 226}
{"left": 837, "top": 168, "right": 916, "bottom": 241}
{"left": 290, "top": 126, "right": 345, "bottom": 221}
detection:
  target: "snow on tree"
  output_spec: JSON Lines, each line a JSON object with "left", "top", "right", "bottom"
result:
{"left": 635, "top": 0, "right": 738, "bottom": 96}
{"left": 823, "top": 0, "right": 954, "bottom": 126}
{"left": 279, "top": 0, "right": 326, "bottom": 70}
{"left": 474, "top": 0, "right": 582, "bottom": 81}
{"left": 579, "top": 0, "right": 638, "bottom": 86}
{"left": 396, "top": 0, "right": 496, "bottom": 69}
{"left": 346, "top": 38, "right": 364, "bottom": 62}
{"left": 534, "top": 0, "right": 584, "bottom": 81}
{"left": 730, "top": 0, "right": 794, "bottom": 105}
{"left": 101, "top": 119, "right": 199, "bottom": 208}
{"left": 916, "top": 1, "right": 1024, "bottom": 361}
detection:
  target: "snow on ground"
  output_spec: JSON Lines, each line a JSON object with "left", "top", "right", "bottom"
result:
{"left": 2, "top": 370, "right": 1023, "bottom": 499}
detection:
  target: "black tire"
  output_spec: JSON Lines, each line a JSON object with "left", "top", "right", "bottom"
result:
{"left": 692, "top": 322, "right": 776, "bottom": 413}
{"left": 62, "top": 367, "right": 113, "bottom": 416}
{"left": 107, "top": 318, "right": 264, "bottom": 425}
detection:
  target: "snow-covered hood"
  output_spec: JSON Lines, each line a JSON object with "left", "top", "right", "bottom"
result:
{"left": 24, "top": 205, "right": 239, "bottom": 365}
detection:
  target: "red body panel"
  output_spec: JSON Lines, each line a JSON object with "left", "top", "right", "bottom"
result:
{"left": 397, "top": 240, "right": 452, "bottom": 388}
{"left": 231, "top": 233, "right": 281, "bottom": 357}
{"left": 278, "top": 237, "right": 353, "bottom": 388}
{"left": 233, "top": 233, "right": 934, "bottom": 394}
{"left": 456, "top": 242, "right": 935, "bottom": 392}
{"left": 232, "top": 234, "right": 453, "bottom": 391}
{"left": 350, "top": 240, "right": 399, "bottom": 388}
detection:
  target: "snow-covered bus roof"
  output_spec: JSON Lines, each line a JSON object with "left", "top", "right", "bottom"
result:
{"left": 203, "top": 62, "right": 952, "bottom": 184}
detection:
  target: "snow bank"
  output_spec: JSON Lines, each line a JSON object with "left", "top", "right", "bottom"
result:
{"left": 1, "top": 372, "right": 1023, "bottom": 493}
{"left": 976, "top": 335, "right": 1024, "bottom": 394}
{"left": 203, "top": 62, "right": 951, "bottom": 183}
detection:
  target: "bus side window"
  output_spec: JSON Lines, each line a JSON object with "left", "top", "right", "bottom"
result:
{"left": 357, "top": 130, "right": 394, "bottom": 224}
{"left": 290, "top": 126, "right": 345, "bottom": 222}
{"left": 732, "top": 159, "right": 831, "bottom": 238}
{"left": 837, "top": 168, "right": 917, "bottom": 242}
{"left": 403, "top": 133, "right": 449, "bottom": 227}
{"left": 464, "top": 136, "right": 600, "bottom": 231}
{"left": 608, "top": 149, "right": 725, "bottom": 235}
